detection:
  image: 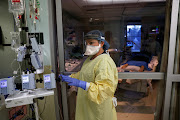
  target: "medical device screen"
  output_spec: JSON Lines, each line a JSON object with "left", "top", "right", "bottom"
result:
{"left": 126, "top": 41, "right": 133, "bottom": 47}
{"left": 44, "top": 75, "right": 51, "bottom": 82}
{"left": 22, "top": 75, "right": 29, "bottom": 83}
{"left": 0, "top": 80, "right": 7, "bottom": 88}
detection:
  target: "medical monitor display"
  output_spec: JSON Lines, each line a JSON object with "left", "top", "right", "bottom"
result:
{"left": 127, "top": 25, "right": 141, "bottom": 52}
{"left": 126, "top": 41, "right": 133, "bottom": 47}
{"left": 0, "top": 80, "right": 7, "bottom": 88}
{"left": 22, "top": 75, "right": 29, "bottom": 83}
{"left": 44, "top": 75, "right": 51, "bottom": 82}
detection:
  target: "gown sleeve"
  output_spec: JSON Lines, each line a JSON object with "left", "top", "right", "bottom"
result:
{"left": 87, "top": 58, "right": 118, "bottom": 104}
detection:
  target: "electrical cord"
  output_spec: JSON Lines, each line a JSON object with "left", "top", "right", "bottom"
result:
{"left": 40, "top": 97, "right": 47, "bottom": 116}
{"left": 30, "top": 104, "right": 44, "bottom": 120}
{"left": 11, "top": 59, "right": 17, "bottom": 72}
{"left": 39, "top": 116, "right": 43, "bottom": 120}
{"left": 30, "top": 104, "right": 34, "bottom": 112}
{"left": 17, "top": 62, "right": 22, "bottom": 75}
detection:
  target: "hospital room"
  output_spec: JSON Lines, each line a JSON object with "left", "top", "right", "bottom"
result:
{"left": 0, "top": 0, "right": 180, "bottom": 120}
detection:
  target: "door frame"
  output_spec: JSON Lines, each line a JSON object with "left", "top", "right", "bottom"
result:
{"left": 163, "top": 0, "right": 180, "bottom": 120}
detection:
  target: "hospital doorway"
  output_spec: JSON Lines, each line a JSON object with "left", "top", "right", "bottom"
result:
{"left": 55, "top": 0, "right": 170, "bottom": 120}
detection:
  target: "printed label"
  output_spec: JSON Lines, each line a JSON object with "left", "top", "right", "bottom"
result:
{"left": 12, "top": 0, "right": 20, "bottom": 2}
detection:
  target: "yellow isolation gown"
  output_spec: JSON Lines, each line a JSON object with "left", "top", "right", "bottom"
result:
{"left": 70, "top": 54, "right": 118, "bottom": 120}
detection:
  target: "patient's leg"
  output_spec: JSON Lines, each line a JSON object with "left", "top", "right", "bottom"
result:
{"left": 117, "top": 64, "right": 129, "bottom": 72}
{"left": 126, "top": 70, "right": 140, "bottom": 84}
{"left": 139, "top": 65, "right": 144, "bottom": 72}
{"left": 118, "top": 79, "right": 122, "bottom": 83}
{"left": 126, "top": 66, "right": 144, "bottom": 84}
{"left": 121, "top": 64, "right": 129, "bottom": 69}
{"left": 117, "top": 64, "right": 129, "bottom": 83}
{"left": 118, "top": 65, "right": 143, "bottom": 84}
{"left": 126, "top": 70, "right": 134, "bottom": 84}
{"left": 147, "top": 79, "right": 153, "bottom": 92}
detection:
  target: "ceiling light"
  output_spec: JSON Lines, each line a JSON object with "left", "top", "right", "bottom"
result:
{"left": 94, "top": 19, "right": 100, "bottom": 20}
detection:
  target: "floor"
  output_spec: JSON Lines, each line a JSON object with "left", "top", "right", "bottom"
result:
{"left": 115, "top": 81, "right": 158, "bottom": 120}
{"left": 67, "top": 80, "right": 159, "bottom": 120}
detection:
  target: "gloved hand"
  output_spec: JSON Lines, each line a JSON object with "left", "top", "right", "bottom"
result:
{"left": 60, "top": 75, "right": 87, "bottom": 90}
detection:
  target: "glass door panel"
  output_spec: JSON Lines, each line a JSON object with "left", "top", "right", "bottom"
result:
{"left": 116, "top": 79, "right": 160, "bottom": 120}
{"left": 173, "top": 5, "right": 180, "bottom": 74}
{"left": 163, "top": 0, "right": 180, "bottom": 120}
{"left": 61, "top": 0, "right": 166, "bottom": 72}
{"left": 169, "top": 82, "right": 180, "bottom": 120}
{"left": 59, "top": 1, "right": 167, "bottom": 120}
{"left": 169, "top": 2, "right": 180, "bottom": 120}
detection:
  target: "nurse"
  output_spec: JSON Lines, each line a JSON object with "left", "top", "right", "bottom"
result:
{"left": 60, "top": 30, "right": 118, "bottom": 120}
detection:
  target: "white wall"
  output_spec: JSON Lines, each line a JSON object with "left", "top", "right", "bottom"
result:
{"left": 0, "top": 0, "right": 14, "bottom": 119}
{"left": 0, "top": 0, "right": 19, "bottom": 78}
{"left": 25, "top": 0, "right": 51, "bottom": 66}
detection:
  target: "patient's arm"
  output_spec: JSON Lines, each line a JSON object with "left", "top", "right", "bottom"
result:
{"left": 118, "top": 65, "right": 141, "bottom": 72}
{"left": 117, "top": 65, "right": 141, "bottom": 83}
{"left": 147, "top": 56, "right": 159, "bottom": 72}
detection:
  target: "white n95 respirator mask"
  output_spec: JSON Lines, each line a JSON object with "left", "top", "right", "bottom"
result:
{"left": 84, "top": 44, "right": 101, "bottom": 56}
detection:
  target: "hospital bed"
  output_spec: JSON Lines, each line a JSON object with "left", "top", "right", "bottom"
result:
{"left": 117, "top": 54, "right": 158, "bottom": 94}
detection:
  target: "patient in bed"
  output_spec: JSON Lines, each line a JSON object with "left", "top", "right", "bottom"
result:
{"left": 117, "top": 56, "right": 158, "bottom": 89}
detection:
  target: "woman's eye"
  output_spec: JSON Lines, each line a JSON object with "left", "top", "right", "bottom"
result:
{"left": 90, "top": 42, "right": 93, "bottom": 45}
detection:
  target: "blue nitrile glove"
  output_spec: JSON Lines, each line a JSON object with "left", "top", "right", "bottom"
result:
{"left": 60, "top": 74, "right": 87, "bottom": 90}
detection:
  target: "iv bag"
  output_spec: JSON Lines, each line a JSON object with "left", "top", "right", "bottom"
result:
{"left": 8, "top": 0, "right": 25, "bottom": 14}
{"left": 10, "top": 32, "right": 21, "bottom": 52}
{"left": 8, "top": 0, "right": 25, "bottom": 28}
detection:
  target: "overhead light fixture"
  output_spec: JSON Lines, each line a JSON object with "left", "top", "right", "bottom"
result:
{"left": 94, "top": 18, "right": 100, "bottom": 20}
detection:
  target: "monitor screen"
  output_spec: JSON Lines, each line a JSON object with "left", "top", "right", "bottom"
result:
{"left": 127, "top": 25, "right": 141, "bottom": 52}
{"left": 44, "top": 75, "right": 51, "bottom": 82}
{"left": 126, "top": 41, "right": 133, "bottom": 47}
{"left": 0, "top": 80, "right": 7, "bottom": 88}
{"left": 22, "top": 75, "right": 29, "bottom": 83}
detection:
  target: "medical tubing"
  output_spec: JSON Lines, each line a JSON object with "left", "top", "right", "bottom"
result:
{"left": 11, "top": 59, "right": 17, "bottom": 71}
{"left": 11, "top": 40, "right": 19, "bottom": 53}
{"left": 17, "top": 62, "right": 22, "bottom": 75}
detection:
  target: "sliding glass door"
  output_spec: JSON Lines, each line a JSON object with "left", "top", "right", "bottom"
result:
{"left": 54, "top": 0, "right": 174, "bottom": 120}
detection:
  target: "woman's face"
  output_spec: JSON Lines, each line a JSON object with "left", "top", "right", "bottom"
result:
{"left": 85, "top": 39, "right": 99, "bottom": 46}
